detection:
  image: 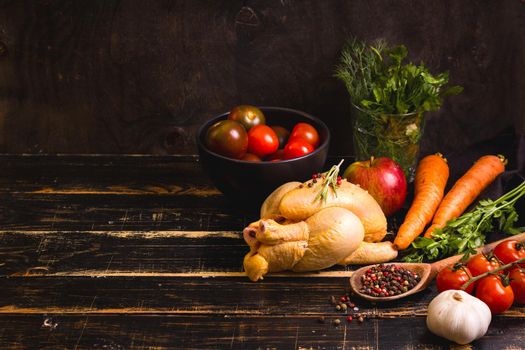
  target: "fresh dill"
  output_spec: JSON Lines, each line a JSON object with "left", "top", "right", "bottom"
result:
{"left": 335, "top": 38, "right": 463, "bottom": 115}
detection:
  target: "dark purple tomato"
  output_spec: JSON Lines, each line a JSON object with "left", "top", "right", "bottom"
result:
{"left": 228, "top": 105, "right": 266, "bottom": 131}
{"left": 270, "top": 125, "right": 290, "bottom": 149}
{"left": 205, "top": 120, "right": 248, "bottom": 159}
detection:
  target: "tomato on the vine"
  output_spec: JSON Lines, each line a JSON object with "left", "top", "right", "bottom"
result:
{"left": 284, "top": 139, "right": 314, "bottom": 159}
{"left": 289, "top": 122, "right": 320, "bottom": 147}
{"left": 475, "top": 275, "right": 514, "bottom": 314}
{"left": 467, "top": 253, "right": 502, "bottom": 277}
{"left": 247, "top": 125, "right": 279, "bottom": 158}
{"left": 509, "top": 268, "right": 525, "bottom": 304}
{"left": 436, "top": 263, "right": 474, "bottom": 294}
{"left": 494, "top": 240, "right": 525, "bottom": 268}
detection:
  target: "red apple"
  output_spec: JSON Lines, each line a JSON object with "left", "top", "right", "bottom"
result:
{"left": 343, "top": 157, "right": 407, "bottom": 216}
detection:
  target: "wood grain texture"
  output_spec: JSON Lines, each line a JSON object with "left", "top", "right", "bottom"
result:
{"left": 0, "top": 1, "right": 523, "bottom": 154}
{"left": 0, "top": 275, "right": 523, "bottom": 317}
{"left": 0, "top": 230, "right": 248, "bottom": 275}
{"left": 0, "top": 315, "right": 524, "bottom": 349}
{"left": 0, "top": 193, "right": 252, "bottom": 230}
{"left": 0, "top": 155, "right": 220, "bottom": 196}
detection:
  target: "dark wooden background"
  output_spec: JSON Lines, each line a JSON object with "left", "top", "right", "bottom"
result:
{"left": 0, "top": 0, "right": 523, "bottom": 155}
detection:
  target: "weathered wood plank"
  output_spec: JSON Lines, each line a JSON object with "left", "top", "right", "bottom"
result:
{"left": 0, "top": 314, "right": 384, "bottom": 350}
{"left": 0, "top": 229, "right": 397, "bottom": 276}
{"left": 1, "top": 151, "right": 520, "bottom": 196}
{"left": 0, "top": 197, "right": 254, "bottom": 231}
{"left": 0, "top": 155, "right": 222, "bottom": 196}
{"left": 0, "top": 276, "right": 372, "bottom": 315}
{"left": 0, "top": 276, "right": 523, "bottom": 319}
{"left": 0, "top": 314, "right": 523, "bottom": 349}
{"left": 1, "top": 153, "right": 522, "bottom": 232}
{"left": 1, "top": 226, "right": 520, "bottom": 278}
{"left": 0, "top": 230, "right": 248, "bottom": 275}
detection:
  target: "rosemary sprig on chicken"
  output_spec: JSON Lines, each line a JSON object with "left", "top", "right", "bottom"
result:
{"left": 315, "top": 159, "right": 345, "bottom": 203}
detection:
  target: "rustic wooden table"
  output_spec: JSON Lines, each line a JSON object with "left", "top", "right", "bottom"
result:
{"left": 1, "top": 155, "right": 524, "bottom": 349}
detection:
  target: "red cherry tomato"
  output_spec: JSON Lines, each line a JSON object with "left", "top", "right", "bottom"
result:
{"left": 436, "top": 263, "right": 474, "bottom": 294}
{"left": 475, "top": 275, "right": 514, "bottom": 314}
{"left": 494, "top": 240, "right": 525, "bottom": 268}
{"left": 467, "top": 253, "right": 502, "bottom": 277}
{"left": 241, "top": 153, "right": 261, "bottom": 162}
{"left": 247, "top": 125, "right": 279, "bottom": 158}
{"left": 509, "top": 268, "right": 525, "bottom": 304}
{"left": 283, "top": 139, "right": 314, "bottom": 159}
{"left": 289, "top": 122, "right": 320, "bottom": 147}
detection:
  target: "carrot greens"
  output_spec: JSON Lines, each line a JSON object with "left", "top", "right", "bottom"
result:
{"left": 403, "top": 181, "right": 525, "bottom": 263}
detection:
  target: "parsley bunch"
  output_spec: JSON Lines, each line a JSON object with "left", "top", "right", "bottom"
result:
{"left": 335, "top": 38, "right": 463, "bottom": 115}
{"left": 403, "top": 181, "right": 525, "bottom": 263}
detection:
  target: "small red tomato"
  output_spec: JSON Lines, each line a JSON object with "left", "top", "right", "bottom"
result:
{"left": 494, "top": 240, "right": 525, "bottom": 268}
{"left": 283, "top": 139, "right": 314, "bottom": 159}
{"left": 241, "top": 153, "right": 261, "bottom": 162}
{"left": 476, "top": 275, "right": 514, "bottom": 314}
{"left": 467, "top": 253, "right": 502, "bottom": 277}
{"left": 247, "top": 125, "right": 279, "bottom": 158}
{"left": 205, "top": 120, "right": 248, "bottom": 159}
{"left": 270, "top": 125, "right": 290, "bottom": 149}
{"left": 509, "top": 268, "right": 525, "bottom": 304}
{"left": 289, "top": 122, "right": 320, "bottom": 147}
{"left": 265, "top": 149, "right": 285, "bottom": 161}
{"left": 436, "top": 263, "right": 474, "bottom": 294}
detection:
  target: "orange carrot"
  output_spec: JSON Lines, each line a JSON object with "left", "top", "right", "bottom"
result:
{"left": 423, "top": 154, "right": 507, "bottom": 238}
{"left": 393, "top": 153, "right": 449, "bottom": 250}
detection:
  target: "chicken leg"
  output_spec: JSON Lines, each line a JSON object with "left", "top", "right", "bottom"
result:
{"left": 243, "top": 207, "right": 364, "bottom": 281}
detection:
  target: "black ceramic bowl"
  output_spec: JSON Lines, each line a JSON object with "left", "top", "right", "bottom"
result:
{"left": 197, "top": 106, "right": 330, "bottom": 204}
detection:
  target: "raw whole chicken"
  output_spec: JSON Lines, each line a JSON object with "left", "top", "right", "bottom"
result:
{"left": 243, "top": 179, "right": 398, "bottom": 281}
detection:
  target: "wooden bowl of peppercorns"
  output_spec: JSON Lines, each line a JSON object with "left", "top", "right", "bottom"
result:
{"left": 349, "top": 263, "right": 430, "bottom": 302}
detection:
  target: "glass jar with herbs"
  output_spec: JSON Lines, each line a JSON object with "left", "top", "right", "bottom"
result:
{"left": 335, "top": 39, "right": 462, "bottom": 181}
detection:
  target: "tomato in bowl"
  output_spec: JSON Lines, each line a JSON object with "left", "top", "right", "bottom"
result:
{"left": 197, "top": 106, "right": 330, "bottom": 204}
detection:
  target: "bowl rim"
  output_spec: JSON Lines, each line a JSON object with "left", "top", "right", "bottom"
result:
{"left": 197, "top": 106, "right": 331, "bottom": 165}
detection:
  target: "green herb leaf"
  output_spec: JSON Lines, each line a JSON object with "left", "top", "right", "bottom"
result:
{"left": 335, "top": 38, "right": 462, "bottom": 115}
{"left": 402, "top": 181, "right": 525, "bottom": 262}
{"left": 441, "top": 85, "right": 464, "bottom": 97}
{"left": 314, "top": 160, "right": 344, "bottom": 203}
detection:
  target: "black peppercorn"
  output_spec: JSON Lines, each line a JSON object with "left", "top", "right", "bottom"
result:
{"left": 359, "top": 264, "right": 421, "bottom": 297}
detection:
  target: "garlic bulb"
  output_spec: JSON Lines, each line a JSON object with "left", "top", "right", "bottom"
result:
{"left": 426, "top": 290, "right": 491, "bottom": 345}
